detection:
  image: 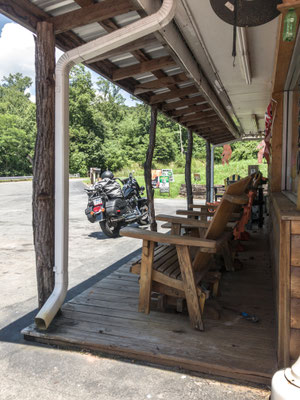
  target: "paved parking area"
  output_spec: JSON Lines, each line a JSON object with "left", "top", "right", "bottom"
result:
{"left": 0, "top": 180, "right": 270, "bottom": 400}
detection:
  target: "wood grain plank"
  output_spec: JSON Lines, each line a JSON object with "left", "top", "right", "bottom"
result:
{"left": 120, "top": 227, "right": 217, "bottom": 249}
{"left": 163, "top": 96, "right": 205, "bottom": 111}
{"left": 176, "top": 245, "right": 204, "bottom": 330}
{"left": 138, "top": 240, "right": 155, "bottom": 314}
{"left": 291, "top": 298, "right": 300, "bottom": 329}
{"left": 155, "top": 253, "right": 178, "bottom": 273}
{"left": 48, "top": 0, "right": 138, "bottom": 34}
{"left": 291, "top": 267, "right": 300, "bottom": 298}
{"left": 179, "top": 112, "right": 216, "bottom": 123}
{"left": 149, "top": 86, "right": 199, "bottom": 104}
{"left": 113, "top": 56, "right": 176, "bottom": 81}
{"left": 290, "top": 328, "right": 300, "bottom": 360}
{"left": 133, "top": 73, "right": 189, "bottom": 94}
{"left": 157, "top": 214, "right": 211, "bottom": 227}
{"left": 291, "top": 235, "right": 300, "bottom": 266}
{"left": 278, "top": 220, "right": 291, "bottom": 367}
{"left": 171, "top": 103, "right": 210, "bottom": 117}
{"left": 270, "top": 93, "right": 283, "bottom": 192}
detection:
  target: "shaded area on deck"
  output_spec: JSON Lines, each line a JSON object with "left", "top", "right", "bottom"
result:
{"left": 23, "top": 229, "right": 277, "bottom": 384}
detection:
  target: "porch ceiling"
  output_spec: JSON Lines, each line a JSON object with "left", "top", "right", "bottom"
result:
{"left": 177, "top": 0, "right": 279, "bottom": 139}
{"left": 1, "top": 0, "right": 278, "bottom": 145}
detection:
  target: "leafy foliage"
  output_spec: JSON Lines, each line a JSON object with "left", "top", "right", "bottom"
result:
{"left": 0, "top": 67, "right": 262, "bottom": 177}
{"left": 0, "top": 74, "right": 35, "bottom": 176}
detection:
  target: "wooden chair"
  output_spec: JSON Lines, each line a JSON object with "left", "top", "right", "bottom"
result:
{"left": 120, "top": 176, "right": 252, "bottom": 331}
{"left": 215, "top": 174, "right": 241, "bottom": 201}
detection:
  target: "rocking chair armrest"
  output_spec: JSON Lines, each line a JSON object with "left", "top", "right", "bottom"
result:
{"left": 176, "top": 209, "right": 214, "bottom": 217}
{"left": 156, "top": 214, "right": 210, "bottom": 228}
{"left": 188, "top": 204, "right": 218, "bottom": 209}
{"left": 120, "top": 227, "right": 217, "bottom": 250}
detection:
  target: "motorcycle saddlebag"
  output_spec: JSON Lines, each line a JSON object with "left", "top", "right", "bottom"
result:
{"left": 85, "top": 206, "right": 96, "bottom": 223}
{"left": 105, "top": 198, "right": 127, "bottom": 217}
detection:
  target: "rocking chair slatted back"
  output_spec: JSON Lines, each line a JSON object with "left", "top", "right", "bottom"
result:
{"left": 192, "top": 175, "right": 252, "bottom": 275}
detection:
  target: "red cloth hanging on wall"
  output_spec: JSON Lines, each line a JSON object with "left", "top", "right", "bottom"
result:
{"left": 222, "top": 144, "right": 232, "bottom": 165}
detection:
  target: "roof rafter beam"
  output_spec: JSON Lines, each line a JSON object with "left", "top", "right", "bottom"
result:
{"left": 163, "top": 95, "right": 205, "bottom": 111}
{"left": 86, "top": 36, "right": 158, "bottom": 64}
{"left": 179, "top": 111, "right": 216, "bottom": 123}
{"left": 112, "top": 55, "right": 176, "bottom": 81}
{"left": 133, "top": 0, "right": 239, "bottom": 139}
{"left": 171, "top": 103, "right": 209, "bottom": 117}
{"left": 186, "top": 118, "right": 220, "bottom": 128}
{"left": 0, "top": 0, "right": 47, "bottom": 32}
{"left": 134, "top": 72, "right": 189, "bottom": 95}
{"left": 197, "top": 129, "right": 228, "bottom": 137}
{"left": 149, "top": 85, "right": 198, "bottom": 104}
{"left": 189, "top": 121, "right": 224, "bottom": 130}
{"left": 47, "top": 0, "right": 140, "bottom": 35}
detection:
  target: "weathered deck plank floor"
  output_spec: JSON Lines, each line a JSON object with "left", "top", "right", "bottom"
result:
{"left": 23, "top": 231, "right": 277, "bottom": 384}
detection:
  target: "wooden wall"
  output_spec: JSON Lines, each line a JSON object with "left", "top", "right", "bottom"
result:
{"left": 291, "top": 220, "right": 300, "bottom": 360}
{"left": 270, "top": 193, "right": 300, "bottom": 367}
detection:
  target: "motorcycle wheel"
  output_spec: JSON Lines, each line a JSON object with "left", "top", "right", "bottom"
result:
{"left": 100, "top": 219, "right": 122, "bottom": 238}
{"left": 138, "top": 205, "right": 149, "bottom": 226}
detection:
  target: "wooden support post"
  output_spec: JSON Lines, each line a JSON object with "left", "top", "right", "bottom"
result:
{"left": 33, "top": 22, "right": 55, "bottom": 308}
{"left": 270, "top": 92, "right": 284, "bottom": 192}
{"left": 185, "top": 129, "right": 193, "bottom": 210}
{"left": 176, "top": 245, "right": 204, "bottom": 330}
{"left": 138, "top": 240, "right": 155, "bottom": 314}
{"left": 145, "top": 105, "right": 158, "bottom": 232}
{"left": 206, "top": 141, "right": 211, "bottom": 203}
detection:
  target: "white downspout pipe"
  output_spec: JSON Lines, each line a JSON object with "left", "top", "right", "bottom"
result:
{"left": 35, "top": 0, "right": 176, "bottom": 330}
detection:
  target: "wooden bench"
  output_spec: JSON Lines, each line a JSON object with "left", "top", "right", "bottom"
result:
{"left": 215, "top": 174, "right": 241, "bottom": 201}
{"left": 120, "top": 176, "right": 253, "bottom": 331}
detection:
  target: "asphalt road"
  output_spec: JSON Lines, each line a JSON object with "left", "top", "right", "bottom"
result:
{"left": 0, "top": 180, "right": 269, "bottom": 400}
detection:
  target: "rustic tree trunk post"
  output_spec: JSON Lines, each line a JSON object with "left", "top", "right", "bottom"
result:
{"left": 33, "top": 21, "right": 55, "bottom": 308}
{"left": 144, "top": 105, "right": 158, "bottom": 232}
{"left": 185, "top": 129, "right": 193, "bottom": 210}
{"left": 206, "top": 141, "right": 211, "bottom": 203}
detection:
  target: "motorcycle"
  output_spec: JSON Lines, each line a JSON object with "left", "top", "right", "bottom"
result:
{"left": 85, "top": 173, "right": 149, "bottom": 238}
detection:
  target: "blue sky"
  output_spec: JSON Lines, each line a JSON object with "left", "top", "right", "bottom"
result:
{"left": 0, "top": 14, "right": 137, "bottom": 106}
{"left": 0, "top": 14, "right": 10, "bottom": 31}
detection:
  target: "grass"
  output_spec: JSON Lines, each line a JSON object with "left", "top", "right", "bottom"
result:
{"left": 125, "top": 159, "right": 268, "bottom": 199}
{"left": 84, "top": 159, "right": 268, "bottom": 199}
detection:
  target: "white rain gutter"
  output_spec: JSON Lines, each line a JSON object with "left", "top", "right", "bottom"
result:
{"left": 34, "top": 0, "right": 176, "bottom": 330}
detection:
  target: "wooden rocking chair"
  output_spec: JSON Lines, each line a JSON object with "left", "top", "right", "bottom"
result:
{"left": 120, "top": 175, "right": 252, "bottom": 331}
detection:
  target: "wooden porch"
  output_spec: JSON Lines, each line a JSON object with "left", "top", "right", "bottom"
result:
{"left": 23, "top": 228, "right": 277, "bottom": 384}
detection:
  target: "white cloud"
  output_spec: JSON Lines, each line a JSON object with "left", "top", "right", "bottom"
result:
{"left": 0, "top": 23, "right": 35, "bottom": 84}
{"left": 0, "top": 22, "right": 136, "bottom": 106}
{"left": 0, "top": 22, "right": 63, "bottom": 97}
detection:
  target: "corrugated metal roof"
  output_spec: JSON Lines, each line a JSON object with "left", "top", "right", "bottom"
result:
{"left": 33, "top": 0, "right": 79, "bottom": 15}
{"left": 2, "top": 0, "right": 238, "bottom": 143}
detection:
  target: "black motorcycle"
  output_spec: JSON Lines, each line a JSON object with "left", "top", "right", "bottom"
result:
{"left": 85, "top": 173, "right": 149, "bottom": 238}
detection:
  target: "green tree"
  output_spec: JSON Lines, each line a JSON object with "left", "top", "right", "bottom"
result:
{"left": 2, "top": 73, "right": 32, "bottom": 95}
{"left": 0, "top": 114, "right": 34, "bottom": 175}
{"left": 153, "top": 128, "right": 177, "bottom": 164}
{"left": 69, "top": 65, "right": 107, "bottom": 175}
{"left": 0, "top": 73, "right": 35, "bottom": 176}
{"left": 96, "top": 77, "right": 126, "bottom": 124}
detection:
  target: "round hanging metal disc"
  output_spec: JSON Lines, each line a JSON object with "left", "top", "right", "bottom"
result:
{"left": 210, "top": 0, "right": 281, "bottom": 27}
